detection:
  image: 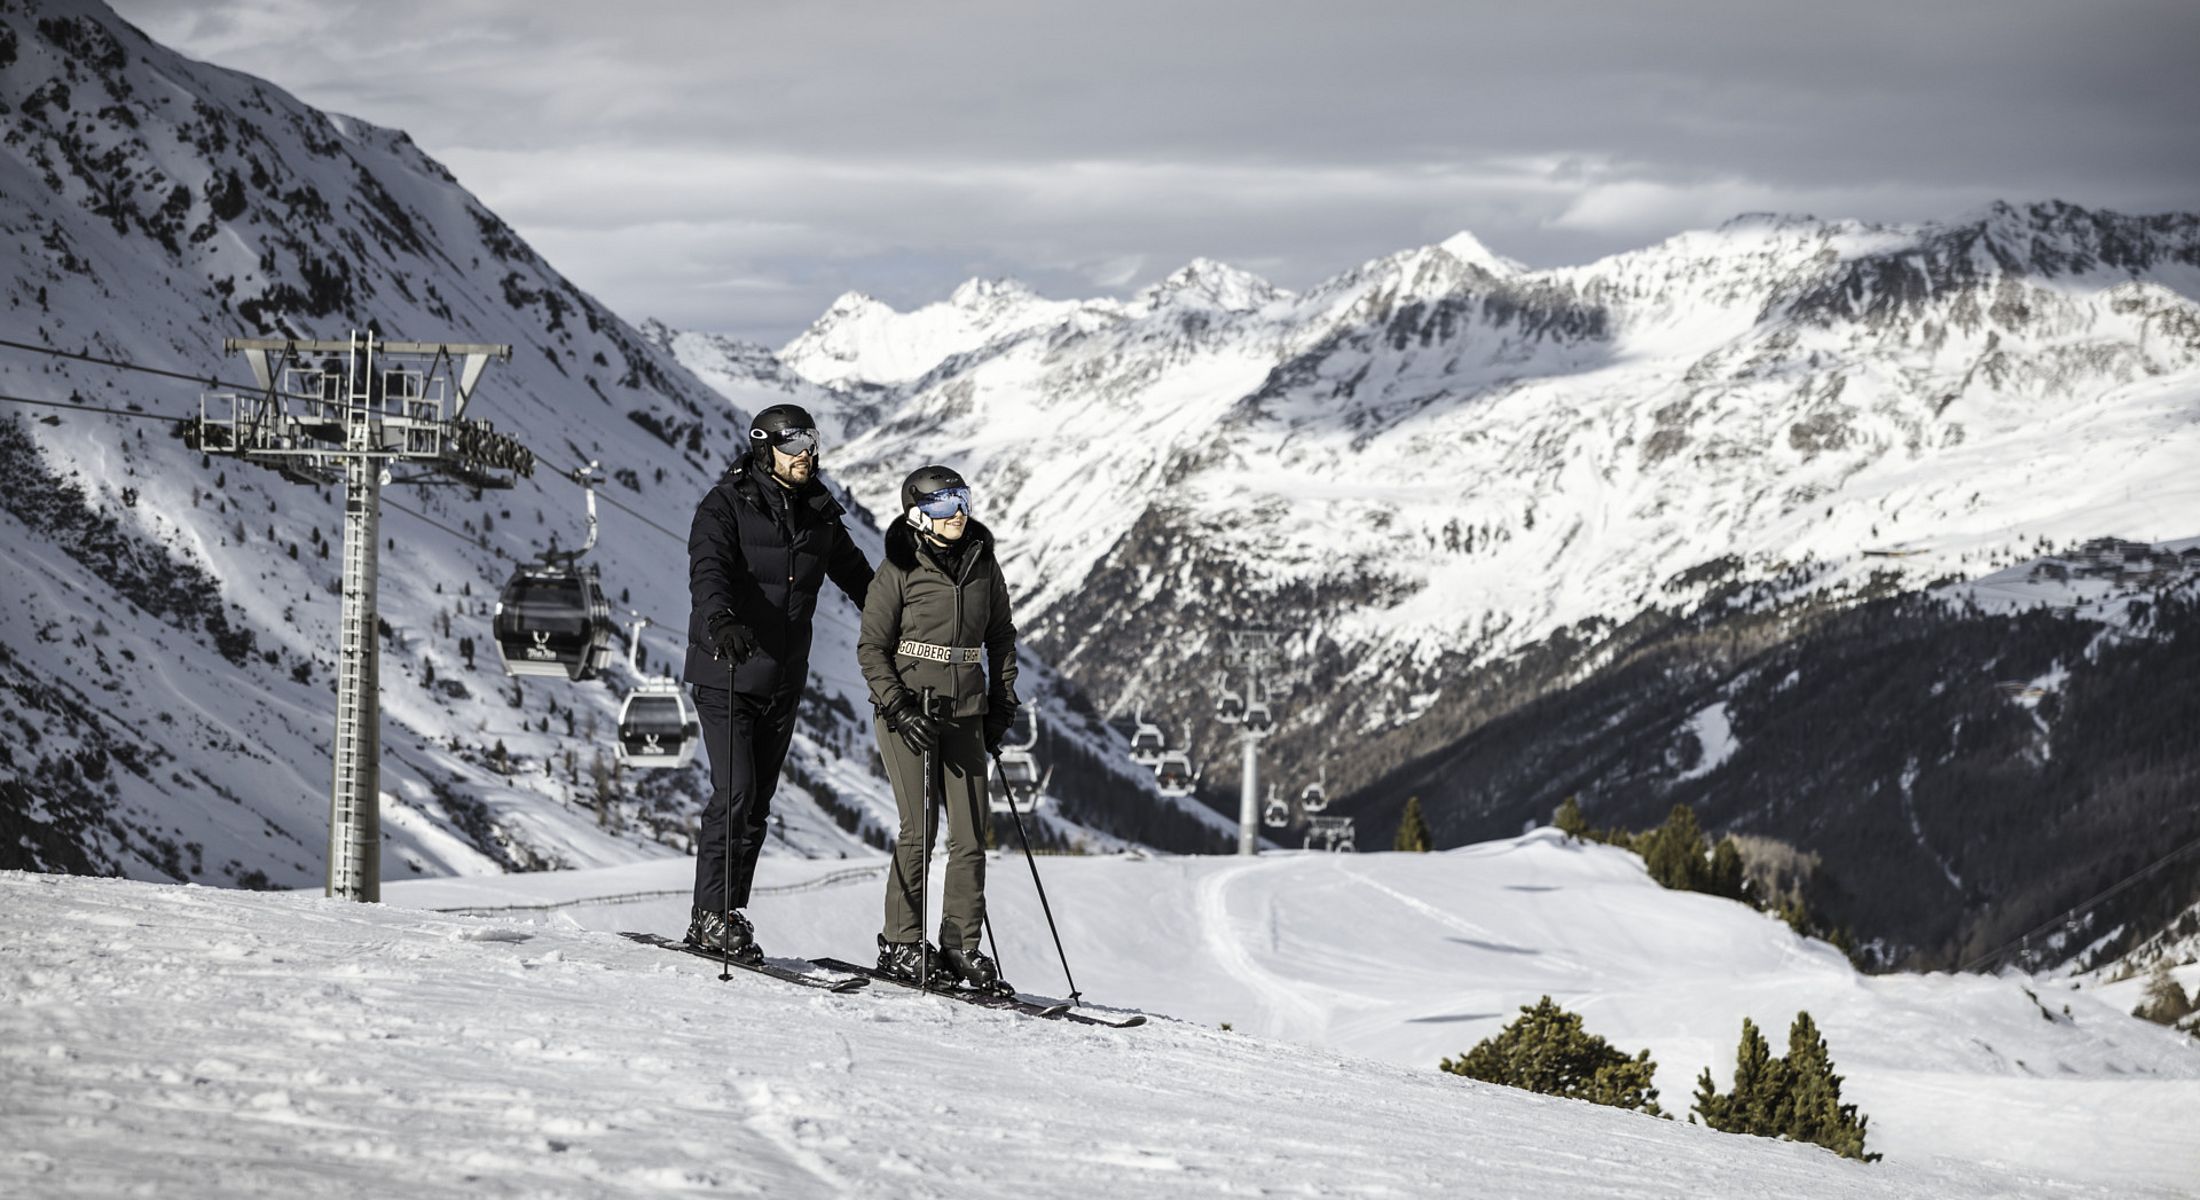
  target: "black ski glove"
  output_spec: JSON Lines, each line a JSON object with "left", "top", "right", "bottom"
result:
{"left": 982, "top": 705, "right": 1017, "bottom": 755}
{"left": 706, "top": 611, "right": 758, "bottom": 664}
{"left": 883, "top": 695, "right": 938, "bottom": 756}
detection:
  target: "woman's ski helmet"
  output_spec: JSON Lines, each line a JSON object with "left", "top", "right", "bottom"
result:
{"left": 901, "top": 465, "right": 972, "bottom": 533}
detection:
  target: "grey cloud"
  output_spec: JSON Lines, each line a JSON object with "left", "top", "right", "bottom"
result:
{"left": 111, "top": 0, "right": 2200, "bottom": 341}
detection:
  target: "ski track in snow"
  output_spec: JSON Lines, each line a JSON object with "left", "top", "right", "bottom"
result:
{"left": 8, "top": 835, "right": 2200, "bottom": 1197}
{"left": 1190, "top": 858, "right": 1334, "bottom": 1036}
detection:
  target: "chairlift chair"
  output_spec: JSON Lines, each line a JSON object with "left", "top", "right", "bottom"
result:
{"left": 615, "top": 617, "right": 699, "bottom": 769}
{"left": 493, "top": 464, "right": 614, "bottom": 682}
{"left": 1261, "top": 782, "right": 1290, "bottom": 828}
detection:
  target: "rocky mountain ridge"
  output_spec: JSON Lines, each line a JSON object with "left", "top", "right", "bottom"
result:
{"left": 656, "top": 198, "right": 2200, "bottom": 965}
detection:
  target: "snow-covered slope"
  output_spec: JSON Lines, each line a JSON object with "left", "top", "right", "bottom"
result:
{"left": 0, "top": 0, "right": 1203, "bottom": 892}
{"left": 8, "top": 836, "right": 2196, "bottom": 1196}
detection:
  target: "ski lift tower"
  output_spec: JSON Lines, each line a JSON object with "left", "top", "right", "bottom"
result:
{"left": 1213, "top": 628, "right": 1284, "bottom": 855}
{"left": 186, "top": 332, "right": 533, "bottom": 902}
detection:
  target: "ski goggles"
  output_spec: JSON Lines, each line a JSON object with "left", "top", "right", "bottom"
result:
{"left": 912, "top": 485, "right": 973, "bottom": 520}
{"left": 752, "top": 426, "right": 821, "bottom": 456}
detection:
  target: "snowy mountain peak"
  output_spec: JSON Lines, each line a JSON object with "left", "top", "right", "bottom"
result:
{"left": 947, "top": 276, "right": 1037, "bottom": 309}
{"left": 1135, "top": 257, "right": 1282, "bottom": 313}
{"left": 822, "top": 289, "right": 891, "bottom": 318}
{"left": 1435, "top": 230, "right": 1523, "bottom": 276}
{"left": 780, "top": 277, "right": 1078, "bottom": 387}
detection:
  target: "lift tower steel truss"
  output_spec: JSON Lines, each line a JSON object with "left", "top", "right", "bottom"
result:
{"left": 186, "top": 332, "right": 532, "bottom": 901}
{"left": 1214, "top": 629, "right": 1284, "bottom": 856}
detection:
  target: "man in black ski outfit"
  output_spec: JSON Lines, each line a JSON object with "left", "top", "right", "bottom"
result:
{"left": 684, "top": 404, "right": 872, "bottom": 960}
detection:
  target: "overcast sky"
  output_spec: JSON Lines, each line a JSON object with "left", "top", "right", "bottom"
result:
{"left": 112, "top": 0, "right": 2200, "bottom": 345}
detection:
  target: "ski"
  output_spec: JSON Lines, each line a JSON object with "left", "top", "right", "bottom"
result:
{"left": 621, "top": 931, "right": 870, "bottom": 993}
{"left": 811, "top": 957, "right": 1147, "bottom": 1028}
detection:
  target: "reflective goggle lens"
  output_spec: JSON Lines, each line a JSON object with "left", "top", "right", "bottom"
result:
{"left": 754, "top": 426, "right": 821, "bottom": 456}
{"left": 915, "top": 486, "right": 972, "bottom": 519}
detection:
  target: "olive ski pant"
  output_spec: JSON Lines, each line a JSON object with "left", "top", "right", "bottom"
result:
{"left": 877, "top": 712, "right": 990, "bottom": 952}
{"left": 691, "top": 685, "right": 798, "bottom": 913}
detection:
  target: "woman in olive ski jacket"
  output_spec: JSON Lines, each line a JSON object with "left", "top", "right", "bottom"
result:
{"left": 858, "top": 465, "right": 1020, "bottom": 991}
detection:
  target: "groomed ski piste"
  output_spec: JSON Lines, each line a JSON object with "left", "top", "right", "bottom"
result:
{"left": 6, "top": 832, "right": 2196, "bottom": 1197}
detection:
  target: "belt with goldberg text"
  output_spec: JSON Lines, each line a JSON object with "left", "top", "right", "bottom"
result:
{"left": 896, "top": 639, "right": 982, "bottom": 664}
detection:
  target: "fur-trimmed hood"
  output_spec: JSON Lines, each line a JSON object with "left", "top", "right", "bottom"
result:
{"left": 883, "top": 518, "right": 996, "bottom": 573}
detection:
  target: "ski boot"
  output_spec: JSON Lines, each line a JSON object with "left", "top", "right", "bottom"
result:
{"left": 876, "top": 934, "right": 940, "bottom": 985}
{"left": 940, "top": 944, "right": 1012, "bottom": 996}
{"left": 685, "top": 907, "right": 762, "bottom": 964}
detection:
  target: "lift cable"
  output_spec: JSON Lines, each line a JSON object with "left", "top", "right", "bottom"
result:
{"left": 1, "top": 339, "right": 693, "bottom": 545}
{"left": 0, "top": 335, "right": 339, "bottom": 407}
{"left": 0, "top": 389, "right": 190, "bottom": 424}
{"left": 1959, "top": 830, "right": 2200, "bottom": 974}
{"left": 380, "top": 493, "right": 682, "bottom": 635}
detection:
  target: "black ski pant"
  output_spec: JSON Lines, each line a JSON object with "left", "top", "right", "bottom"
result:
{"left": 878, "top": 711, "right": 990, "bottom": 952}
{"left": 690, "top": 683, "right": 799, "bottom": 913}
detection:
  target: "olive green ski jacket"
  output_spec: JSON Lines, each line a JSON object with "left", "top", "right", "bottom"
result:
{"left": 857, "top": 519, "right": 1018, "bottom": 719}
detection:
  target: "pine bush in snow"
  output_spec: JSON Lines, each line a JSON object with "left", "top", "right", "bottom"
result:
{"left": 1692, "top": 1012, "right": 1879, "bottom": 1162}
{"left": 1439, "top": 996, "right": 1665, "bottom": 1116}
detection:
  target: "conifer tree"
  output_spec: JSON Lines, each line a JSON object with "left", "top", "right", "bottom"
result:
{"left": 1707, "top": 837, "right": 1747, "bottom": 901}
{"left": 1440, "top": 996, "right": 1665, "bottom": 1116}
{"left": 1693, "top": 1016, "right": 1783, "bottom": 1137}
{"left": 1693, "top": 1012, "right": 1878, "bottom": 1161}
{"left": 1638, "top": 803, "right": 1709, "bottom": 890}
{"left": 1395, "top": 796, "right": 1433, "bottom": 852}
{"left": 1554, "top": 795, "right": 1588, "bottom": 841}
{"left": 1779, "top": 1013, "right": 1878, "bottom": 1161}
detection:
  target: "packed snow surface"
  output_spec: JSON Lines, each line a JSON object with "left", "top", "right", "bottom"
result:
{"left": 7, "top": 833, "right": 2195, "bottom": 1197}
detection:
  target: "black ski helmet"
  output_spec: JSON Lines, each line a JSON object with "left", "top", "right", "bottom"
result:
{"left": 748, "top": 403, "right": 820, "bottom": 464}
{"left": 900, "top": 465, "right": 971, "bottom": 532}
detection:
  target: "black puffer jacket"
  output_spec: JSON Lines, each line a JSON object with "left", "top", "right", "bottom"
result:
{"left": 684, "top": 459, "right": 873, "bottom": 695}
{"left": 857, "top": 520, "right": 1017, "bottom": 719}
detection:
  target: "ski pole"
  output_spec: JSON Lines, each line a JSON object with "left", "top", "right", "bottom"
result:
{"left": 990, "top": 750, "right": 1081, "bottom": 1006}
{"left": 977, "top": 764, "right": 1009, "bottom": 994}
{"left": 981, "top": 910, "right": 1006, "bottom": 993}
{"left": 919, "top": 686, "right": 935, "bottom": 993}
{"left": 720, "top": 659, "right": 735, "bottom": 982}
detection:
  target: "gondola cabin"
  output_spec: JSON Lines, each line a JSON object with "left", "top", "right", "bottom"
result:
{"left": 1300, "top": 780, "right": 1329, "bottom": 813}
{"left": 1129, "top": 721, "right": 1167, "bottom": 765}
{"left": 1155, "top": 750, "right": 1196, "bottom": 797}
{"left": 493, "top": 563, "right": 613, "bottom": 681}
{"left": 990, "top": 707, "right": 1048, "bottom": 814}
{"left": 1216, "top": 689, "right": 1246, "bottom": 723}
{"left": 992, "top": 754, "right": 1046, "bottom": 814}
{"left": 1242, "top": 700, "right": 1274, "bottom": 734}
{"left": 617, "top": 684, "right": 699, "bottom": 769}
